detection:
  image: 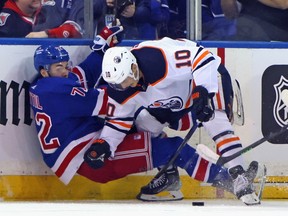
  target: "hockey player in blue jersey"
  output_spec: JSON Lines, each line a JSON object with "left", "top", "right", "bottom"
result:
{"left": 29, "top": 24, "right": 255, "bottom": 202}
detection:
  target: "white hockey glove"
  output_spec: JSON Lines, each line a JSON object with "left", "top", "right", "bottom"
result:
{"left": 92, "top": 23, "right": 124, "bottom": 52}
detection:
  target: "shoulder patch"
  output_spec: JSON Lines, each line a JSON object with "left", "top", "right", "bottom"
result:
{"left": 0, "top": 12, "right": 10, "bottom": 26}
{"left": 42, "top": 0, "right": 56, "bottom": 6}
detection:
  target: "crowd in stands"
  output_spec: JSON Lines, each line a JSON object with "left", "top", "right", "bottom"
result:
{"left": 0, "top": 0, "right": 105, "bottom": 38}
{"left": 221, "top": 0, "right": 288, "bottom": 41}
{"left": 0, "top": 0, "right": 288, "bottom": 41}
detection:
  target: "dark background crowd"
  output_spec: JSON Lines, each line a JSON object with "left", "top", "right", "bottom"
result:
{"left": 0, "top": 0, "right": 288, "bottom": 41}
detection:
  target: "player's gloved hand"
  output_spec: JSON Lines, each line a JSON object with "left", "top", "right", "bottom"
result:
{"left": 46, "top": 20, "right": 83, "bottom": 38}
{"left": 92, "top": 21, "right": 124, "bottom": 52}
{"left": 191, "top": 86, "right": 214, "bottom": 122}
{"left": 84, "top": 139, "right": 111, "bottom": 169}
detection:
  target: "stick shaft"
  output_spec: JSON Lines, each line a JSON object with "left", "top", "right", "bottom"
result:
{"left": 216, "top": 124, "right": 288, "bottom": 166}
{"left": 154, "top": 122, "right": 198, "bottom": 179}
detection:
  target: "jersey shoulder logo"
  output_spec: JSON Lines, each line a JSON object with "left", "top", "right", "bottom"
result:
{"left": 0, "top": 12, "right": 10, "bottom": 26}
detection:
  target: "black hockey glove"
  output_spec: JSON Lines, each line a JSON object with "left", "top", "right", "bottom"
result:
{"left": 191, "top": 86, "right": 214, "bottom": 122}
{"left": 84, "top": 139, "right": 111, "bottom": 169}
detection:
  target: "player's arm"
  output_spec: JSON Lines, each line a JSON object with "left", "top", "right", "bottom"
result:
{"left": 72, "top": 23, "right": 124, "bottom": 88}
{"left": 26, "top": 20, "right": 83, "bottom": 38}
{"left": 190, "top": 45, "right": 218, "bottom": 122}
{"left": 221, "top": 0, "right": 241, "bottom": 19}
{"left": 190, "top": 43, "right": 220, "bottom": 94}
{"left": 258, "top": 0, "right": 288, "bottom": 9}
{"left": 174, "top": 40, "right": 218, "bottom": 122}
{"left": 84, "top": 97, "right": 136, "bottom": 169}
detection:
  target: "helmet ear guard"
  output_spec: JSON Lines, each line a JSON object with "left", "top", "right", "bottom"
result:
{"left": 34, "top": 45, "right": 70, "bottom": 73}
{"left": 101, "top": 47, "right": 138, "bottom": 89}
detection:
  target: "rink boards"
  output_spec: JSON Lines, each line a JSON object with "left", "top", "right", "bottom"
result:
{"left": 1, "top": 39, "right": 288, "bottom": 200}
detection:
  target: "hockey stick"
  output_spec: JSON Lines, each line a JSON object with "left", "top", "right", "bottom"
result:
{"left": 216, "top": 90, "right": 288, "bottom": 166}
{"left": 216, "top": 124, "right": 288, "bottom": 166}
{"left": 153, "top": 121, "right": 199, "bottom": 179}
{"left": 136, "top": 122, "right": 198, "bottom": 201}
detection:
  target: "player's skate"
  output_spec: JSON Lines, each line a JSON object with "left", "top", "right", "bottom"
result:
{"left": 211, "top": 169, "right": 234, "bottom": 194}
{"left": 229, "top": 161, "right": 260, "bottom": 205}
{"left": 136, "top": 166, "right": 183, "bottom": 201}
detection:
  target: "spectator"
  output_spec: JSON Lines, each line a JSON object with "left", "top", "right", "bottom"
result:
{"left": 106, "top": 0, "right": 169, "bottom": 39}
{"left": 165, "top": 0, "right": 236, "bottom": 40}
{"left": 0, "top": 0, "right": 105, "bottom": 38}
{"left": 165, "top": 0, "right": 186, "bottom": 38}
{"left": 0, "top": 0, "right": 41, "bottom": 37}
{"left": 150, "top": 0, "right": 170, "bottom": 39}
{"left": 0, "top": 0, "right": 85, "bottom": 38}
{"left": 202, "top": 0, "right": 237, "bottom": 40}
{"left": 221, "top": 0, "right": 288, "bottom": 41}
{"left": 28, "top": 0, "right": 106, "bottom": 38}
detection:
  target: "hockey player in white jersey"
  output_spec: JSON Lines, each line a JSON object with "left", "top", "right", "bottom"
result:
{"left": 90, "top": 37, "right": 261, "bottom": 205}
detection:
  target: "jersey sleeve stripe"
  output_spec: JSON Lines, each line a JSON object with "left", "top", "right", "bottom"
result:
{"left": 192, "top": 50, "right": 210, "bottom": 70}
{"left": 108, "top": 119, "right": 132, "bottom": 129}
{"left": 216, "top": 137, "right": 240, "bottom": 149}
{"left": 105, "top": 122, "right": 131, "bottom": 134}
{"left": 194, "top": 56, "right": 216, "bottom": 72}
{"left": 72, "top": 66, "right": 88, "bottom": 89}
{"left": 93, "top": 88, "right": 108, "bottom": 115}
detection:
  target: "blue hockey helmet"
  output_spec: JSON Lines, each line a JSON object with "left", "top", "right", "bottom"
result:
{"left": 34, "top": 45, "right": 70, "bottom": 72}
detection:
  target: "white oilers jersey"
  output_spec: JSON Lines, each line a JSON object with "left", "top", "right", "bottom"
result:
{"left": 100, "top": 37, "right": 221, "bottom": 155}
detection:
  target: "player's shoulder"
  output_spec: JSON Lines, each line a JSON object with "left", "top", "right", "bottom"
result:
{"left": 135, "top": 37, "right": 173, "bottom": 47}
{"left": 107, "top": 85, "right": 140, "bottom": 104}
{"left": 34, "top": 76, "right": 77, "bottom": 94}
{"left": 134, "top": 37, "right": 199, "bottom": 51}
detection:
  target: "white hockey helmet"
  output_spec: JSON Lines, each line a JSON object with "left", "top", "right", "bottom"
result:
{"left": 102, "top": 47, "right": 138, "bottom": 91}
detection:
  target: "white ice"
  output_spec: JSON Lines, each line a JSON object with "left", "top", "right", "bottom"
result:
{"left": 0, "top": 199, "right": 287, "bottom": 216}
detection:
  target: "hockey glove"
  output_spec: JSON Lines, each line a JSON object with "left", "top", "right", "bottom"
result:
{"left": 84, "top": 139, "right": 111, "bottom": 169}
{"left": 92, "top": 24, "right": 124, "bottom": 52}
{"left": 191, "top": 86, "right": 214, "bottom": 122}
{"left": 47, "top": 20, "right": 83, "bottom": 38}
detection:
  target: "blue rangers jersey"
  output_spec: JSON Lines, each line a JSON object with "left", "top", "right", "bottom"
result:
{"left": 100, "top": 37, "right": 221, "bottom": 155}
{"left": 29, "top": 51, "right": 107, "bottom": 184}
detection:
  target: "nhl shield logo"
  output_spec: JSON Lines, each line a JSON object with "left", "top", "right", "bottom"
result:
{"left": 0, "top": 12, "right": 10, "bottom": 26}
{"left": 262, "top": 65, "right": 288, "bottom": 144}
{"left": 273, "top": 75, "right": 288, "bottom": 127}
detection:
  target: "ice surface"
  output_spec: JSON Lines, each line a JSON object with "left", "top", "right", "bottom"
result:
{"left": 0, "top": 199, "right": 287, "bottom": 216}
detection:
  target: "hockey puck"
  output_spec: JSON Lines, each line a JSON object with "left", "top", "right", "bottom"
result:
{"left": 192, "top": 202, "right": 204, "bottom": 206}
